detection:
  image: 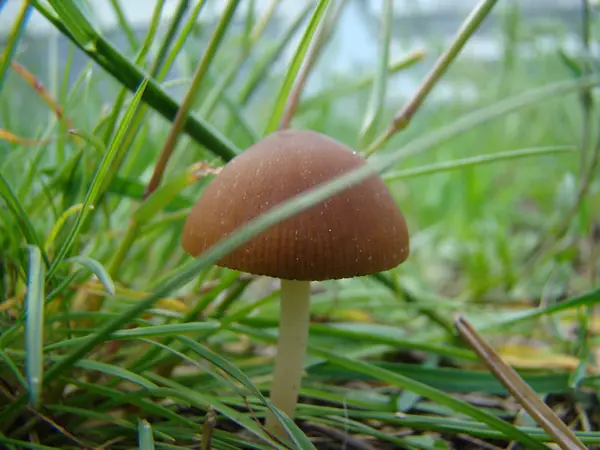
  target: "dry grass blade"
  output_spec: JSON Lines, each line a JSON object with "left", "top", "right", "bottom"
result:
{"left": 11, "top": 61, "right": 74, "bottom": 127}
{"left": 455, "top": 315, "right": 586, "bottom": 450}
{"left": 365, "top": 0, "right": 499, "bottom": 157}
{"left": 0, "top": 129, "right": 53, "bottom": 146}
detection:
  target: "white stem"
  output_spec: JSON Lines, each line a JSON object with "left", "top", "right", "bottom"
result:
{"left": 265, "top": 279, "right": 311, "bottom": 438}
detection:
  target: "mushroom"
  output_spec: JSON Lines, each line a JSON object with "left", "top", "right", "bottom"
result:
{"left": 182, "top": 129, "right": 410, "bottom": 437}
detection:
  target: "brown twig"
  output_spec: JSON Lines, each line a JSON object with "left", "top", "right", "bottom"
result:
{"left": 0, "top": 129, "right": 54, "bottom": 146}
{"left": 11, "top": 61, "right": 74, "bottom": 128}
{"left": 455, "top": 315, "right": 587, "bottom": 450}
{"left": 364, "top": 0, "right": 499, "bottom": 157}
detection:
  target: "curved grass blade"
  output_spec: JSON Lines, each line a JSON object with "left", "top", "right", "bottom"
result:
{"left": 24, "top": 245, "right": 45, "bottom": 409}
{"left": 73, "top": 359, "right": 157, "bottom": 390}
{"left": 0, "top": 351, "right": 26, "bottom": 389}
{"left": 46, "top": 78, "right": 149, "bottom": 279}
{"left": 138, "top": 419, "right": 155, "bottom": 450}
{"left": 44, "top": 322, "right": 221, "bottom": 351}
{"left": 472, "top": 286, "right": 600, "bottom": 332}
{"left": 62, "top": 256, "right": 116, "bottom": 296}
{"left": 308, "top": 360, "right": 576, "bottom": 395}
{"left": 279, "top": 0, "right": 347, "bottom": 130}
{"left": 44, "top": 204, "right": 90, "bottom": 253}
{"left": 263, "top": 0, "right": 331, "bottom": 134}
{"left": 37, "top": 73, "right": 600, "bottom": 401}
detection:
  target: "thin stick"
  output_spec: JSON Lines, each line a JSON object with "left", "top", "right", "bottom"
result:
{"left": 364, "top": 0, "right": 499, "bottom": 157}
{"left": 144, "top": 0, "right": 239, "bottom": 198}
{"left": 455, "top": 315, "right": 586, "bottom": 450}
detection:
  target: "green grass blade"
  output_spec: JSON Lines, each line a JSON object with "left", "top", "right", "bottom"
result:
{"left": 298, "top": 51, "right": 425, "bottom": 113}
{"left": 44, "top": 203, "right": 91, "bottom": 252}
{"left": 24, "top": 245, "right": 45, "bottom": 409}
{"left": 0, "top": 172, "right": 50, "bottom": 267}
{"left": 0, "top": 351, "right": 27, "bottom": 389}
{"left": 132, "top": 173, "right": 197, "bottom": 225}
{"left": 383, "top": 145, "right": 576, "bottom": 181}
{"left": 44, "top": 322, "right": 222, "bottom": 351}
{"left": 108, "top": 0, "right": 139, "bottom": 51}
{"left": 62, "top": 256, "right": 116, "bottom": 296}
{"left": 73, "top": 359, "right": 157, "bottom": 389}
{"left": 46, "top": 78, "right": 149, "bottom": 279}
{"left": 237, "top": 3, "right": 313, "bottom": 106}
{"left": 476, "top": 286, "right": 600, "bottom": 332}
{"left": 0, "top": 1, "right": 32, "bottom": 92}
{"left": 138, "top": 419, "right": 155, "bottom": 450}
{"left": 155, "top": 0, "right": 207, "bottom": 81}
{"left": 149, "top": 0, "right": 190, "bottom": 77}
{"left": 47, "top": 0, "right": 98, "bottom": 51}
{"left": 358, "top": 0, "right": 393, "bottom": 145}
{"left": 263, "top": 0, "right": 331, "bottom": 134}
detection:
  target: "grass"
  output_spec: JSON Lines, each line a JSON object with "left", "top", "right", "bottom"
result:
{"left": 0, "top": 0, "right": 599, "bottom": 449}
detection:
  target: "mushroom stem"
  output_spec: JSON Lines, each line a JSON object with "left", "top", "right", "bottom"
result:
{"left": 265, "top": 279, "right": 311, "bottom": 437}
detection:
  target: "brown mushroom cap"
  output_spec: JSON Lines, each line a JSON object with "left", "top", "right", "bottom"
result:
{"left": 182, "top": 129, "right": 409, "bottom": 281}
